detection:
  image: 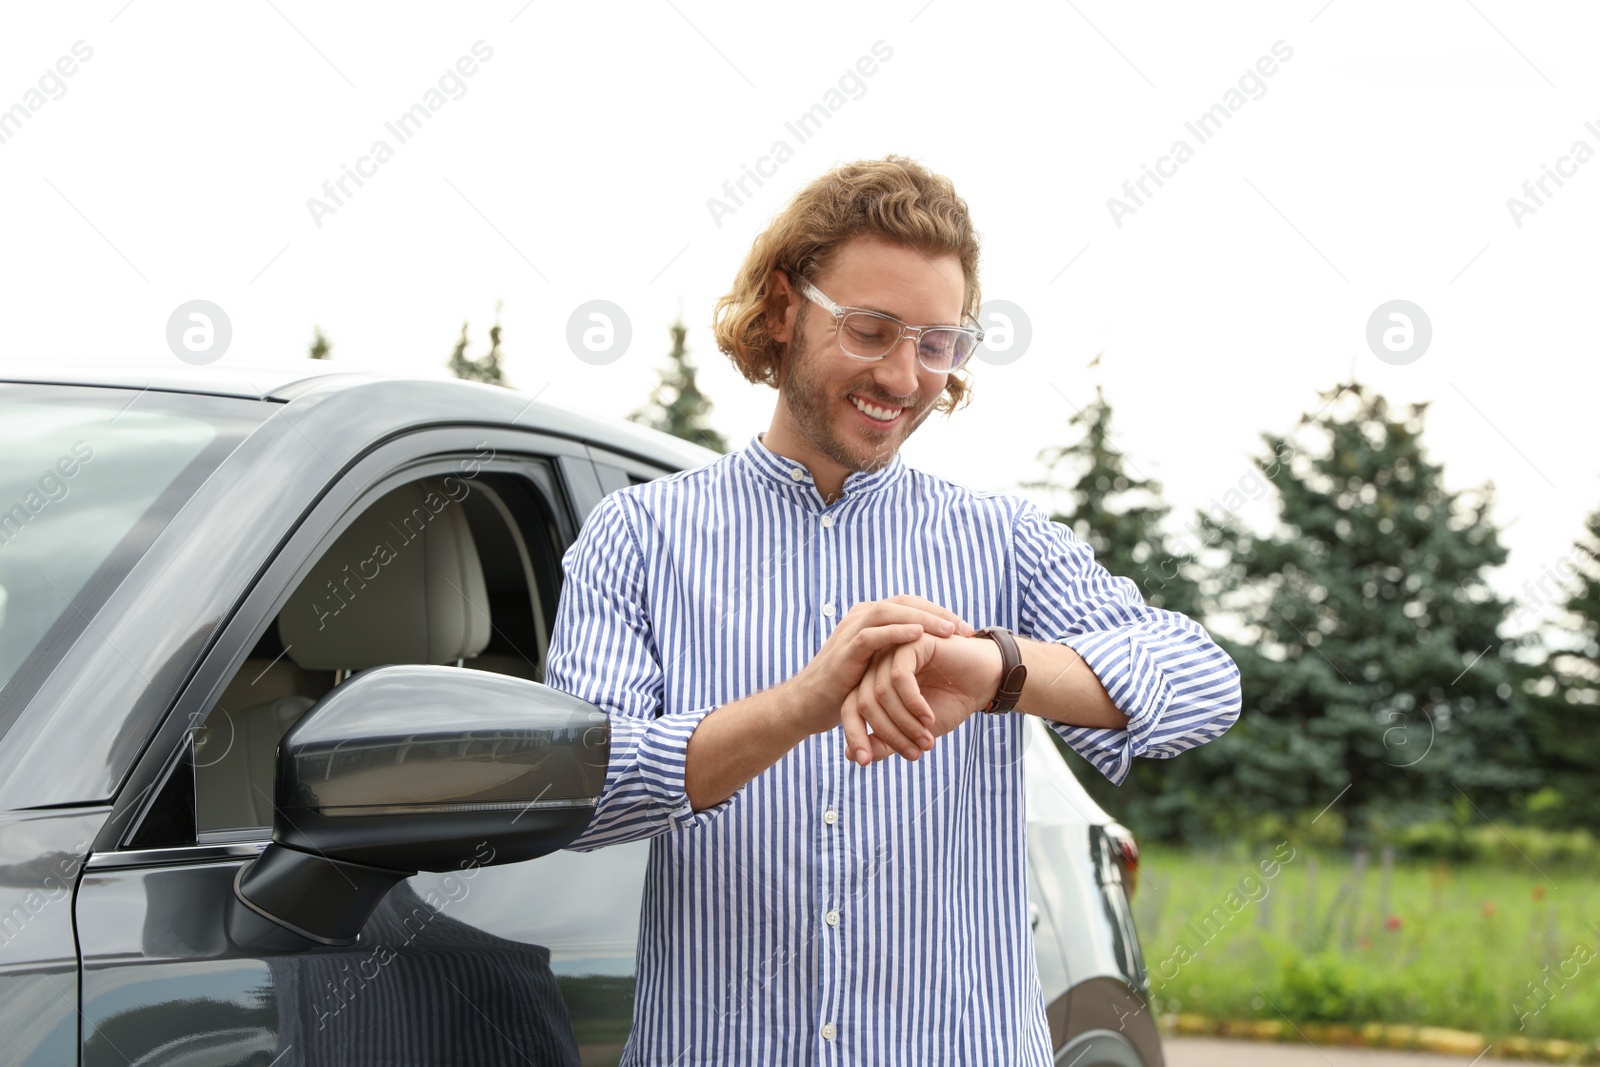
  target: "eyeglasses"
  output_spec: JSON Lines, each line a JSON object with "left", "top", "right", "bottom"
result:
{"left": 796, "top": 279, "right": 983, "bottom": 373}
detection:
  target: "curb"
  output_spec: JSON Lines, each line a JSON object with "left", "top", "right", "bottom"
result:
{"left": 1160, "top": 1013, "right": 1600, "bottom": 1064}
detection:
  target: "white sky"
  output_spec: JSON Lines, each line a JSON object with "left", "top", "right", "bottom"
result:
{"left": 2, "top": 1, "right": 1594, "bottom": 631}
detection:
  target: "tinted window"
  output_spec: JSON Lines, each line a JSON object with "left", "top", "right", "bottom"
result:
{"left": 0, "top": 384, "right": 268, "bottom": 736}
{"left": 194, "top": 469, "right": 566, "bottom": 834}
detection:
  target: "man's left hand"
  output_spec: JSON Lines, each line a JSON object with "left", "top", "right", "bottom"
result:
{"left": 839, "top": 632, "right": 1003, "bottom": 766}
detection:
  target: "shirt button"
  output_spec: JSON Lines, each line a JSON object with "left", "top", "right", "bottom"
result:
{"left": 825, "top": 910, "right": 840, "bottom": 927}
{"left": 820, "top": 514, "right": 834, "bottom": 528}
{"left": 821, "top": 1023, "right": 837, "bottom": 1041}
{"left": 822, "top": 602, "right": 835, "bottom": 618}
{"left": 789, "top": 466, "right": 806, "bottom": 481}
{"left": 823, "top": 807, "right": 837, "bottom": 825}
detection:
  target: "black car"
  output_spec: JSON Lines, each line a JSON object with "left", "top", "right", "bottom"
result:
{"left": 0, "top": 358, "right": 1160, "bottom": 1066}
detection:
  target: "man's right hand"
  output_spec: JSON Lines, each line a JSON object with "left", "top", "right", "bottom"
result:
{"left": 784, "top": 594, "right": 973, "bottom": 747}
{"left": 686, "top": 595, "right": 970, "bottom": 812}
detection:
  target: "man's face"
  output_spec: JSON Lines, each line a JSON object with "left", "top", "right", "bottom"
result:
{"left": 770, "top": 236, "right": 967, "bottom": 478}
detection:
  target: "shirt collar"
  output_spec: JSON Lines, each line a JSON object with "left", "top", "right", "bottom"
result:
{"left": 740, "top": 433, "right": 908, "bottom": 505}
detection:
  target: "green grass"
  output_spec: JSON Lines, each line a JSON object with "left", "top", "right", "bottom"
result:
{"left": 1133, "top": 843, "right": 1600, "bottom": 1044}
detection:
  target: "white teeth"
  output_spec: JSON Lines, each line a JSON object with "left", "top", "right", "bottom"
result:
{"left": 850, "top": 396, "right": 900, "bottom": 422}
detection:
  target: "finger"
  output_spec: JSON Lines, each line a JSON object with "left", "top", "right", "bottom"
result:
{"left": 856, "top": 660, "right": 921, "bottom": 761}
{"left": 868, "top": 734, "right": 895, "bottom": 762}
{"left": 890, "top": 642, "right": 936, "bottom": 731}
{"left": 871, "top": 648, "right": 931, "bottom": 756}
{"left": 884, "top": 594, "right": 974, "bottom": 635}
{"left": 845, "top": 625, "right": 925, "bottom": 685}
{"left": 840, "top": 690, "right": 873, "bottom": 767}
{"left": 846, "top": 602, "right": 959, "bottom": 639}
{"left": 853, "top": 622, "right": 926, "bottom": 653}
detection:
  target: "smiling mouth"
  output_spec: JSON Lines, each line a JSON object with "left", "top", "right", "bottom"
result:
{"left": 849, "top": 394, "right": 907, "bottom": 423}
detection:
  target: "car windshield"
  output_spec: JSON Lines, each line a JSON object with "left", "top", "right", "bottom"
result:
{"left": 0, "top": 383, "right": 270, "bottom": 728}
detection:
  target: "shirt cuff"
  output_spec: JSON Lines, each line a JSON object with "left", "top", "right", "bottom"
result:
{"left": 1051, "top": 632, "right": 1176, "bottom": 784}
{"left": 567, "top": 705, "right": 733, "bottom": 850}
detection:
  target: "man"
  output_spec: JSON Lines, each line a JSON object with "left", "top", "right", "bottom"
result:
{"left": 544, "top": 156, "right": 1241, "bottom": 1065}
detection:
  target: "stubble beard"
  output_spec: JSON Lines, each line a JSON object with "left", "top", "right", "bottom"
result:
{"left": 778, "top": 310, "right": 937, "bottom": 475}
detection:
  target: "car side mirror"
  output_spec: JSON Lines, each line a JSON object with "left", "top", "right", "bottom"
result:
{"left": 230, "top": 663, "right": 608, "bottom": 949}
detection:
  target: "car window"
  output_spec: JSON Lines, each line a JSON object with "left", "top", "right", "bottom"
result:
{"left": 193, "top": 467, "right": 565, "bottom": 834}
{"left": 0, "top": 385, "right": 267, "bottom": 738}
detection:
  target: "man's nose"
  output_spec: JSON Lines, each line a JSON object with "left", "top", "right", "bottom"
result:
{"left": 872, "top": 335, "right": 923, "bottom": 397}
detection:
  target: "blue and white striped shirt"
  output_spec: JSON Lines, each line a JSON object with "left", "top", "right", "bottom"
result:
{"left": 545, "top": 433, "right": 1240, "bottom": 1066}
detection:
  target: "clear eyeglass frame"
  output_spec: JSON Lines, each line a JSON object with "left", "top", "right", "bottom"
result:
{"left": 796, "top": 278, "right": 983, "bottom": 373}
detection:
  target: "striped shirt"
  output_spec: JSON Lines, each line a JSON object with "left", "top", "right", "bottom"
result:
{"left": 545, "top": 433, "right": 1241, "bottom": 1066}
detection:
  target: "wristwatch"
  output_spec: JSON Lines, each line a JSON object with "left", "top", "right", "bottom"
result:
{"left": 971, "top": 626, "right": 1027, "bottom": 714}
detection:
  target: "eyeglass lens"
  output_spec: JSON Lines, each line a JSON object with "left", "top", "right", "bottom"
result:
{"left": 839, "top": 312, "right": 975, "bottom": 371}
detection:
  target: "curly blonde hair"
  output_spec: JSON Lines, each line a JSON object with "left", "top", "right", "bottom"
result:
{"left": 713, "top": 156, "right": 982, "bottom": 414}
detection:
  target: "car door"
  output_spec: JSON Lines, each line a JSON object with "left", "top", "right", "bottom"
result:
{"left": 73, "top": 428, "right": 650, "bottom": 1067}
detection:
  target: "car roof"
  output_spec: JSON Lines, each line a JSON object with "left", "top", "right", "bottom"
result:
{"left": 0, "top": 355, "right": 723, "bottom": 471}
{"left": 0, "top": 355, "right": 432, "bottom": 400}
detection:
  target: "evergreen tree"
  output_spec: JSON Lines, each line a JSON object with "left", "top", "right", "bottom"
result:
{"left": 1188, "top": 382, "right": 1531, "bottom": 843}
{"left": 1026, "top": 381, "right": 1226, "bottom": 835}
{"left": 1523, "top": 507, "right": 1600, "bottom": 830}
{"left": 447, "top": 305, "right": 510, "bottom": 387}
{"left": 1026, "top": 382, "right": 1202, "bottom": 617}
{"left": 630, "top": 319, "right": 727, "bottom": 453}
{"left": 309, "top": 326, "right": 332, "bottom": 360}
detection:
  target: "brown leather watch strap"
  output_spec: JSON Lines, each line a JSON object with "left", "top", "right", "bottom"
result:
{"left": 972, "top": 627, "right": 1027, "bottom": 714}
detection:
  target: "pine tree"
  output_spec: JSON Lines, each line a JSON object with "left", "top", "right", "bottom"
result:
{"left": 630, "top": 319, "right": 728, "bottom": 453}
{"left": 309, "top": 326, "right": 332, "bottom": 361}
{"left": 1027, "top": 383, "right": 1202, "bottom": 617}
{"left": 446, "top": 306, "right": 510, "bottom": 388}
{"left": 1523, "top": 507, "right": 1600, "bottom": 830}
{"left": 1030, "top": 381, "right": 1217, "bottom": 836}
{"left": 1193, "top": 382, "right": 1532, "bottom": 843}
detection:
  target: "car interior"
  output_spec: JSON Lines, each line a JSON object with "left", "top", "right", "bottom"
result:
{"left": 193, "top": 471, "right": 563, "bottom": 833}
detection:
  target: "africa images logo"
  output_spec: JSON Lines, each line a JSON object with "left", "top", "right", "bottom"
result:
{"left": 305, "top": 41, "right": 495, "bottom": 229}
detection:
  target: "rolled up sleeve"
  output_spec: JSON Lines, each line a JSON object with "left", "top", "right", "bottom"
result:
{"left": 1012, "top": 500, "right": 1241, "bottom": 785}
{"left": 544, "top": 493, "right": 731, "bottom": 851}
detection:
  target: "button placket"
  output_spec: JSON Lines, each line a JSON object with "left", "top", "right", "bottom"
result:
{"left": 814, "top": 494, "right": 847, "bottom": 1057}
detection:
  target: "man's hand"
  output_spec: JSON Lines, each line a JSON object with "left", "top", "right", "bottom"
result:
{"left": 685, "top": 595, "right": 971, "bottom": 812}
{"left": 839, "top": 631, "right": 1004, "bottom": 766}
{"left": 784, "top": 594, "right": 974, "bottom": 739}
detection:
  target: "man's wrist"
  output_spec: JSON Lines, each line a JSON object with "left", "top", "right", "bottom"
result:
{"left": 971, "top": 628, "right": 1027, "bottom": 713}
{"left": 774, "top": 675, "right": 828, "bottom": 742}
{"left": 976, "top": 635, "right": 1004, "bottom": 708}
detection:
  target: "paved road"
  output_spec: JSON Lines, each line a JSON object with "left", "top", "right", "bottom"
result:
{"left": 1166, "top": 1038, "right": 1525, "bottom": 1066}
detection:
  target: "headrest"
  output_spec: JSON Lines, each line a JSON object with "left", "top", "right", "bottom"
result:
{"left": 279, "top": 478, "right": 490, "bottom": 670}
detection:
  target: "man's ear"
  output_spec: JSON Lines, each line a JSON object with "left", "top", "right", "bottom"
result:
{"left": 767, "top": 270, "right": 799, "bottom": 345}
